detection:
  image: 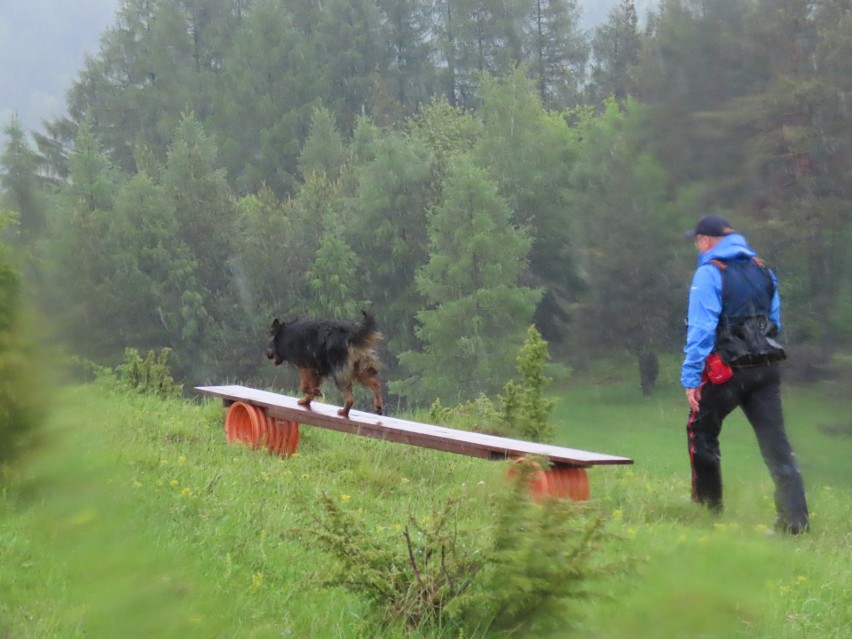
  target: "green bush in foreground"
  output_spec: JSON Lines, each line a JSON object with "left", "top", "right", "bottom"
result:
{"left": 0, "top": 213, "right": 43, "bottom": 465}
{"left": 297, "top": 460, "right": 618, "bottom": 637}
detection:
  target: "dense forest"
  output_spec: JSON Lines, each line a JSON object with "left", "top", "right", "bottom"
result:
{"left": 1, "top": 0, "right": 851, "bottom": 406}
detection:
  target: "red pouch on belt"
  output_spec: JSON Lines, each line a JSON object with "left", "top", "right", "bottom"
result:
{"left": 704, "top": 353, "right": 733, "bottom": 385}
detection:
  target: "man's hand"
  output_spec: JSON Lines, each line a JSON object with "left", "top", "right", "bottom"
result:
{"left": 685, "top": 387, "right": 701, "bottom": 413}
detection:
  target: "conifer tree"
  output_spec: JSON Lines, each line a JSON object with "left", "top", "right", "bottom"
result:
{"left": 0, "top": 115, "right": 46, "bottom": 237}
{"left": 394, "top": 155, "right": 541, "bottom": 404}
{"left": 569, "top": 99, "right": 682, "bottom": 392}
{"left": 213, "top": 0, "right": 321, "bottom": 195}
{"left": 304, "top": 233, "right": 366, "bottom": 320}
{"left": 433, "top": 0, "right": 530, "bottom": 106}
{"left": 501, "top": 325, "right": 556, "bottom": 441}
{"left": 473, "top": 70, "right": 582, "bottom": 345}
{"left": 298, "top": 107, "right": 347, "bottom": 180}
{"left": 347, "top": 130, "right": 436, "bottom": 361}
{"left": 162, "top": 113, "right": 235, "bottom": 301}
{"left": 588, "top": 0, "right": 641, "bottom": 105}
{"left": 233, "top": 187, "right": 299, "bottom": 319}
{"left": 161, "top": 113, "right": 241, "bottom": 377}
{"left": 45, "top": 123, "right": 121, "bottom": 359}
{"left": 525, "top": 0, "right": 589, "bottom": 108}
{"left": 377, "top": 0, "right": 437, "bottom": 109}
{"left": 104, "top": 172, "right": 204, "bottom": 356}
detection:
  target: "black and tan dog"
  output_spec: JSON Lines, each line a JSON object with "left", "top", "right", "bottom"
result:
{"left": 266, "top": 311, "right": 383, "bottom": 418}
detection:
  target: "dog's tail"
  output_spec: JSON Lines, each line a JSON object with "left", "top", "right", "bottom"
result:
{"left": 352, "top": 310, "right": 383, "bottom": 349}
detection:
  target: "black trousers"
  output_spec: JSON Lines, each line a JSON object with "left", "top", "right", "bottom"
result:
{"left": 686, "top": 363, "right": 809, "bottom": 532}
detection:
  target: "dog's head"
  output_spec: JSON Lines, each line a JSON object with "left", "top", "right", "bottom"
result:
{"left": 266, "top": 318, "right": 285, "bottom": 365}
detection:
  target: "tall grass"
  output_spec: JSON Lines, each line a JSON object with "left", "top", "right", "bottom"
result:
{"left": 1, "top": 371, "right": 850, "bottom": 638}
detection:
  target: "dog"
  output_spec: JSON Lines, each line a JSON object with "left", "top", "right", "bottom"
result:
{"left": 266, "top": 311, "right": 383, "bottom": 418}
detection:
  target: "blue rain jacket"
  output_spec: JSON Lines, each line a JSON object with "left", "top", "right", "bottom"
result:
{"left": 681, "top": 234, "right": 781, "bottom": 388}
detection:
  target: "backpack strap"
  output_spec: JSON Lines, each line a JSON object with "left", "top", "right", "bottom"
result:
{"left": 709, "top": 258, "right": 728, "bottom": 270}
{"left": 711, "top": 256, "right": 767, "bottom": 270}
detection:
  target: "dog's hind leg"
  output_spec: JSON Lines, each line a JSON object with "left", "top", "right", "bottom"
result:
{"left": 337, "top": 383, "right": 355, "bottom": 418}
{"left": 363, "top": 370, "right": 383, "bottom": 415}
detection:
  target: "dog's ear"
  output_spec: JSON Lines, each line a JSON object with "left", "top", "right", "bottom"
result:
{"left": 270, "top": 318, "right": 283, "bottom": 335}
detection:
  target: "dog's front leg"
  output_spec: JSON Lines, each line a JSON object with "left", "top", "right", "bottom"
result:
{"left": 309, "top": 371, "right": 324, "bottom": 399}
{"left": 297, "top": 368, "right": 316, "bottom": 407}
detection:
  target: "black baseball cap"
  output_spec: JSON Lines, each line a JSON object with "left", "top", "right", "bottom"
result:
{"left": 684, "top": 214, "right": 734, "bottom": 240}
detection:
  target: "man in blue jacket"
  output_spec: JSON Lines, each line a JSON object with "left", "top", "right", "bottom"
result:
{"left": 682, "top": 214, "right": 809, "bottom": 534}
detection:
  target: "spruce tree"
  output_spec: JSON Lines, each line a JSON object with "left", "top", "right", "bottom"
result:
{"left": 394, "top": 155, "right": 541, "bottom": 404}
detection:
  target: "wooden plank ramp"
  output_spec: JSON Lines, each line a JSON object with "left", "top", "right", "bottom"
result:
{"left": 195, "top": 384, "right": 633, "bottom": 469}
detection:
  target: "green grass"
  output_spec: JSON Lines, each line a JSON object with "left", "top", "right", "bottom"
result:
{"left": 1, "top": 375, "right": 850, "bottom": 638}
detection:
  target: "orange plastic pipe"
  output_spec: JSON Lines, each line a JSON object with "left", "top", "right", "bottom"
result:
{"left": 265, "top": 415, "right": 300, "bottom": 457}
{"left": 542, "top": 467, "right": 590, "bottom": 501}
{"left": 225, "top": 401, "right": 265, "bottom": 448}
{"left": 508, "top": 457, "right": 590, "bottom": 502}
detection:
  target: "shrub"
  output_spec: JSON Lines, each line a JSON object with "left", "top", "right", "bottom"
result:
{"left": 299, "top": 492, "right": 482, "bottom": 633}
{"left": 427, "top": 327, "right": 558, "bottom": 442}
{"left": 115, "top": 347, "right": 182, "bottom": 398}
{"left": 500, "top": 326, "right": 555, "bottom": 442}
{"left": 296, "top": 463, "right": 616, "bottom": 637}
{"left": 0, "top": 215, "right": 43, "bottom": 465}
{"left": 428, "top": 394, "right": 506, "bottom": 436}
{"left": 456, "top": 462, "right": 613, "bottom": 637}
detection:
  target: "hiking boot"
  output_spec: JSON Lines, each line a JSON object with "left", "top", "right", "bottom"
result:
{"left": 774, "top": 517, "right": 810, "bottom": 535}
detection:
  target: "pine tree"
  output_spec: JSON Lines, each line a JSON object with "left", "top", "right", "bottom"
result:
{"left": 162, "top": 112, "right": 236, "bottom": 301}
{"left": 569, "top": 99, "right": 682, "bottom": 391}
{"left": 212, "top": 0, "right": 321, "bottom": 195}
{"left": 588, "top": 0, "right": 641, "bottom": 105}
{"left": 500, "top": 325, "right": 556, "bottom": 441}
{"left": 0, "top": 115, "right": 47, "bottom": 236}
{"left": 473, "top": 70, "right": 583, "bottom": 345}
{"left": 347, "top": 130, "right": 436, "bottom": 360}
{"left": 524, "top": 0, "right": 589, "bottom": 108}
{"left": 298, "top": 106, "right": 347, "bottom": 180}
{"left": 376, "top": 0, "right": 437, "bottom": 110}
{"left": 394, "top": 155, "right": 541, "bottom": 404}
{"left": 304, "top": 233, "right": 366, "bottom": 320}
{"left": 433, "top": 0, "right": 530, "bottom": 107}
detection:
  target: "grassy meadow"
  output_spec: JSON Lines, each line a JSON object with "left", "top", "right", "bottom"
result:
{"left": 1, "top": 366, "right": 850, "bottom": 638}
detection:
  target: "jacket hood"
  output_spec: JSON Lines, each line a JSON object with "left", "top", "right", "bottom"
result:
{"left": 698, "top": 233, "right": 755, "bottom": 266}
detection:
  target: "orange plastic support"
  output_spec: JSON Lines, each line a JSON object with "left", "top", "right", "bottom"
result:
{"left": 264, "top": 415, "right": 300, "bottom": 457}
{"left": 224, "top": 401, "right": 300, "bottom": 457}
{"left": 543, "top": 467, "right": 590, "bottom": 501}
{"left": 508, "top": 457, "right": 590, "bottom": 502}
{"left": 225, "top": 401, "right": 265, "bottom": 449}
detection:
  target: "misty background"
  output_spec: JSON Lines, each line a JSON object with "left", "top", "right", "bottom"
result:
{"left": 1, "top": 0, "right": 653, "bottom": 132}
{"left": 0, "top": 0, "right": 120, "bottom": 130}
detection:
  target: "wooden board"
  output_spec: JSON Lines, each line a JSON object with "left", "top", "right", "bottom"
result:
{"left": 196, "top": 385, "right": 633, "bottom": 469}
